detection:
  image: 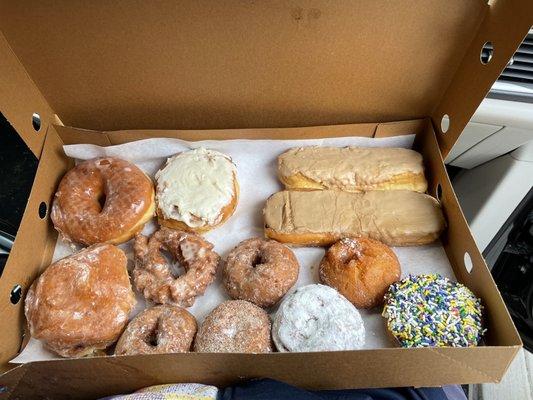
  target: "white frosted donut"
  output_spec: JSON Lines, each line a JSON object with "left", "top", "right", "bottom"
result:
{"left": 272, "top": 284, "right": 365, "bottom": 352}
{"left": 155, "top": 148, "right": 238, "bottom": 233}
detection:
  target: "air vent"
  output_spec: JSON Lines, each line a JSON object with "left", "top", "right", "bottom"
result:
{"left": 488, "top": 31, "right": 533, "bottom": 103}
{"left": 499, "top": 32, "right": 533, "bottom": 84}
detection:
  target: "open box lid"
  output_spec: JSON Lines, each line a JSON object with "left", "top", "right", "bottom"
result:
{"left": 0, "top": 1, "right": 531, "bottom": 159}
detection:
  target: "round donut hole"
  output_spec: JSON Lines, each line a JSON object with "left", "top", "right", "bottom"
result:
{"left": 436, "top": 183, "right": 443, "bottom": 201}
{"left": 440, "top": 114, "right": 450, "bottom": 134}
{"left": 480, "top": 41, "right": 493, "bottom": 65}
{"left": 32, "top": 113, "right": 41, "bottom": 132}
{"left": 160, "top": 250, "right": 185, "bottom": 278}
{"left": 251, "top": 253, "right": 264, "bottom": 268}
{"left": 464, "top": 252, "right": 473, "bottom": 273}
{"left": 96, "top": 193, "right": 107, "bottom": 211}
{"left": 146, "top": 327, "right": 159, "bottom": 347}
{"left": 38, "top": 202, "right": 47, "bottom": 219}
{"left": 10, "top": 284, "right": 22, "bottom": 305}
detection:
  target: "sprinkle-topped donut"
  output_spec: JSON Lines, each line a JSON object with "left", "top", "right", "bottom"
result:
{"left": 382, "top": 274, "right": 485, "bottom": 348}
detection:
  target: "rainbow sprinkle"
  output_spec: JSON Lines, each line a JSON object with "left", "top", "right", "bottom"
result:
{"left": 382, "top": 274, "right": 485, "bottom": 348}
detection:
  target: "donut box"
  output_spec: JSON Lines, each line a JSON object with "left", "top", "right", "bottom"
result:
{"left": 0, "top": 1, "right": 529, "bottom": 398}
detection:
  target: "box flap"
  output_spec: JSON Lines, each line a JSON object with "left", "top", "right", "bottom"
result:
{"left": 0, "top": 1, "right": 530, "bottom": 158}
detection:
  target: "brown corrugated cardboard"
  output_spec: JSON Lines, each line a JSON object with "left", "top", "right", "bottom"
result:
{"left": 0, "top": 1, "right": 531, "bottom": 398}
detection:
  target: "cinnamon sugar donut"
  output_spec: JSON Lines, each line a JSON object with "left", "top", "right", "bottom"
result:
{"left": 115, "top": 305, "right": 197, "bottom": 355}
{"left": 133, "top": 227, "right": 220, "bottom": 307}
{"left": 51, "top": 157, "right": 155, "bottom": 246}
{"left": 194, "top": 300, "right": 272, "bottom": 353}
{"left": 319, "top": 237, "right": 401, "bottom": 309}
{"left": 24, "top": 244, "right": 136, "bottom": 357}
{"left": 223, "top": 238, "right": 299, "bottom": 308}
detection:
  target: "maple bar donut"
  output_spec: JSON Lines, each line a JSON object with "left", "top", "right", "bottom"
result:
{"left": 155, "top": 148, "right": 239, "bottom": 233}
{"left": 194, "top": 300, "right": 272, "bottom": 353}
{"left": 133, "top": 227, "right": 220, "bottom": 307}
{"left": 319, "top": 237, "right": 401, "bottom": 309}
{"left": 278, "top": 146, "right": 428, "bottom": 192}
{"left": 115, "top": 305, "right": 197, "bottom": 355}
{"left": 51, "top": 157, "right": 155, "bottom": 246}
{"left": 223, "top": 238, "right": 299, "bottom": 308}
{"left": 24, "top": 244, "right": 136, "bottom": 357}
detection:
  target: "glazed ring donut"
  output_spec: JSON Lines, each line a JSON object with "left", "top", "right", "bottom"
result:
{"left": 133, "top": 227, "right": 220, "bottom": 307}
{"left": 319, "top": 237, "right": 401, "bottom": 308}
{"left": 319, "top": 237, "right": 401, "bottom": 309}
{"left": 223, "top": 238, "right": 299, "bottom": 307}
{"left": 115, "top": 305, "right": 197, "bottom": 355}
{"left": 51, "top": 157, "right": 155, "bottom": 246}
{"left": 194, "top": 300, "right": 272, "bottom": 353}
{"left": 24, "top": 244, "right": 136, "bottom": 358}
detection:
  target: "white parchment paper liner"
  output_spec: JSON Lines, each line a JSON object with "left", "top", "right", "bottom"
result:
{"left": 12, "top": 133, "right": 455, "bottom": 363}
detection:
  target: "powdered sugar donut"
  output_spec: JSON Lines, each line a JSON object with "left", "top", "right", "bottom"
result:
{"left": 272, "top": 284, "right": 365, "bottom": 352}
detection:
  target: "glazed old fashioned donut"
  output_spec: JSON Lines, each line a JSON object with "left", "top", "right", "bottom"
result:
{"left": 51, "top": 157, "right": 155, "bottom": 246}
{"left": 319, "top": 237, "right": 401, "bottom": 309}
{"left": 156, "top": 148, "right": 239, "bottom": 233}
{"left": 223, "top": 238, "right": 299, "bottom": 308}
{"left": 194, "top": 300, "right": 272, "bottom": 353}
{"left": 133, "top": 227, "right": 220, "bottom": 307}
{"left": 24, "top": 244, "right": 136, "bottom": 357}
{"left": 115, "top": 305, "right": 197, "bottom": 355}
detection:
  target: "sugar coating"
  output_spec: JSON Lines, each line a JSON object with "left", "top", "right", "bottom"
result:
{"left": 382, "top": 274, "right": 485, "bottom": 347}
{"left": 272, "top": 284, "right": 365, "bottom": 352}
{"left": 194, "top": 300, "right": 272, "bottom": 353}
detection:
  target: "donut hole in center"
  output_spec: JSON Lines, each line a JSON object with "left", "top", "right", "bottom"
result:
{"left": 96, "top": 193, "right": 107, "bottom": 211}
{"left": 339, "top": 251, "right": 362, "bottom": 267}
{"left": 146, "top": 318, "right": 161, "bottom": 347}
{"left": 251, "top": 253, "right": 265, "bottom": 268}
{"left": 160, "top": 248, "right": 186, "bottom": 278}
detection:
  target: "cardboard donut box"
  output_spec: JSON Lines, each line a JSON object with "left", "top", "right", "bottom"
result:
{"left": 0, "top": 2, "right": 531, "bottom": 398}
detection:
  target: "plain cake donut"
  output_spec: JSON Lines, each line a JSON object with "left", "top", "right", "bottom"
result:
{"left": 223, "top": 238, "right": 299, "bottom": 308}
{"left": 51, "top": 157, "right": 155, "bottom": 246}
{"left": 133, "top": 227, "right": 220, "bottom": 307}
{"left": 319, "top": 237, "right": 401, "bottom": 308}
{"left": 24, "top": 244, "right": 136, "bottom": 357}
{"left": 115, "top": 305, "right": 197, "bottom": 355}
{"left": 194, "top": 300, "right": 272, "bottom": 353}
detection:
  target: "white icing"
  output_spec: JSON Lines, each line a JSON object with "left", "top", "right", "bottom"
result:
{"left": 155, "top": 148, "right": 236, "bottom": 228}
{"left": 272, "top": 284, "right": 365, "bottom": 352}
